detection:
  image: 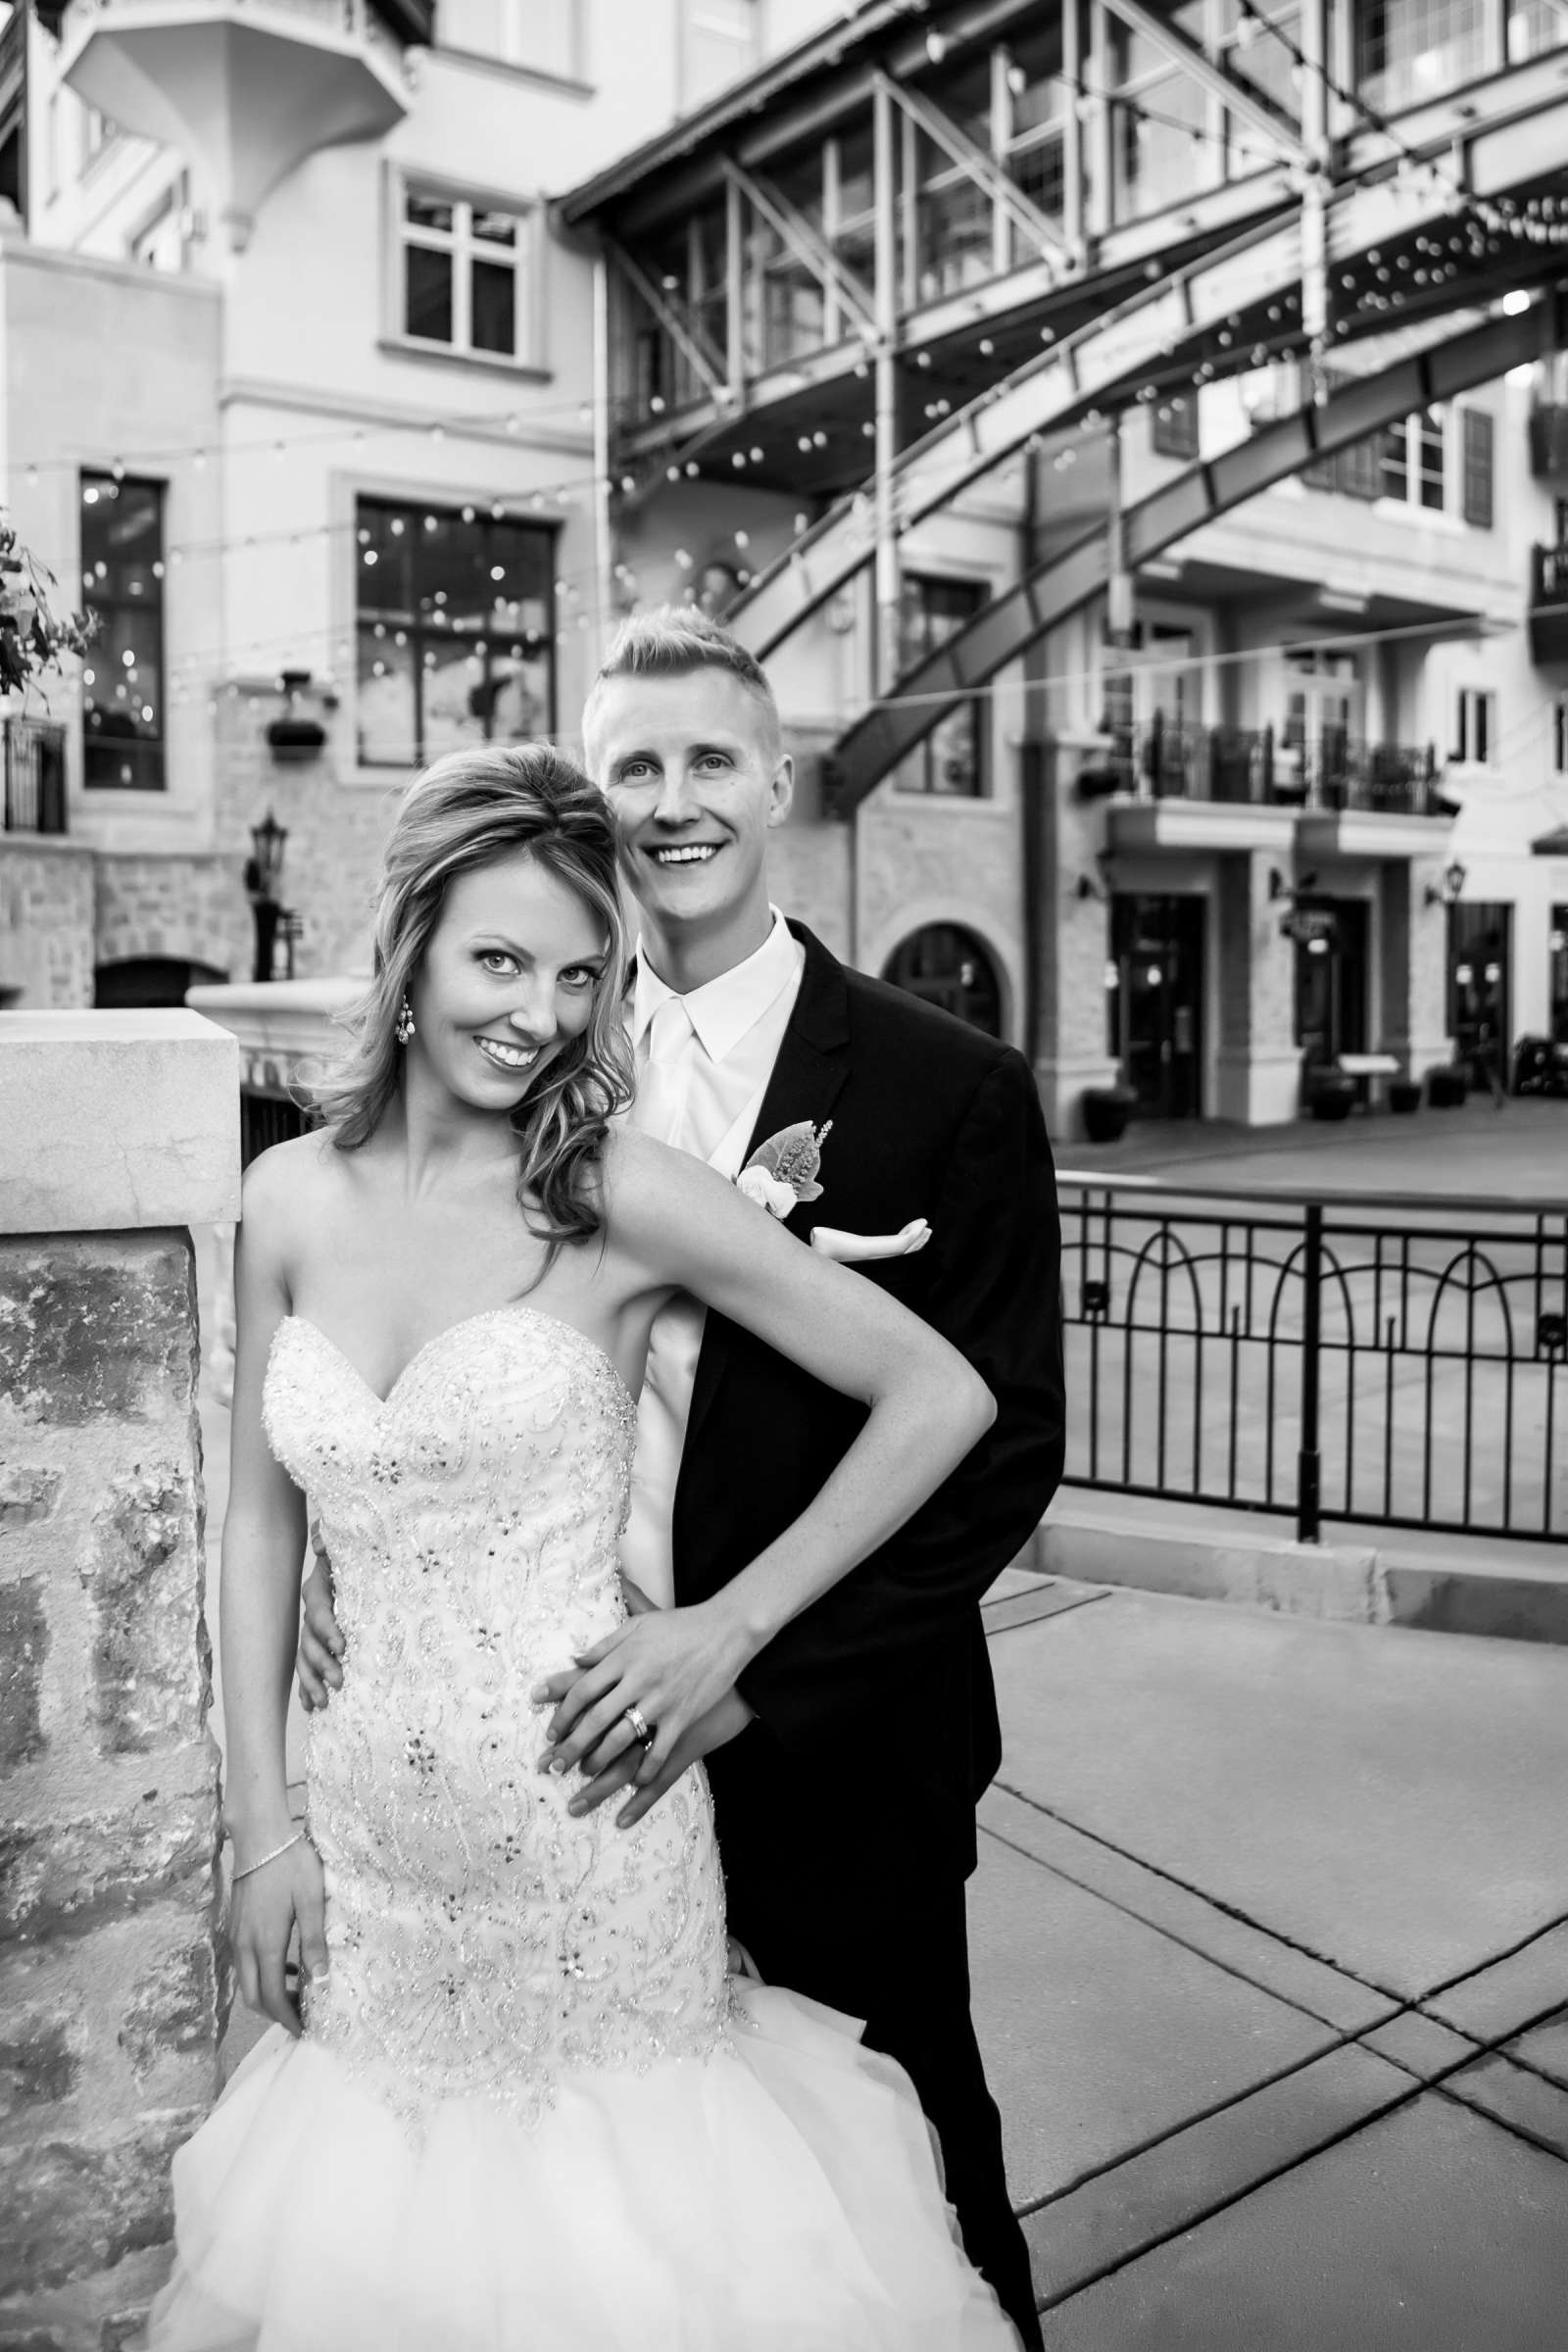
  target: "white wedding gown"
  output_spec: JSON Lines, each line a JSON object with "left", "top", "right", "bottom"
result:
{"left": 148, "top": 1304, "right": 1020, "bottom": 2351}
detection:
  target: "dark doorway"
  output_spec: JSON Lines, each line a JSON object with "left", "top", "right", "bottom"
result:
{"left": 1294, "top": 898, "right": 1369, "bottom": 1071}
{"left": 1447, "top": 903, "right": 1513, "bottom": 1090}
{"left": 1551, "top": 905, "right": 1568, "bottom": 1047}
{"left": 94, "top": 957, "right": 227, "bottom": 1008}
{"left": 882, "top": 924, "right": 1004, "bottom": 1037}
{"left": 1109, "top": 895, "right": 1204, "bottom": 1118}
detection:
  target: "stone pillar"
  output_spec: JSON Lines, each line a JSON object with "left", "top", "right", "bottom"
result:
{"left": 1385, "top": 858, "right": 1451, "bottom": 1084}
{"left": 1212, "top": 851, "right": 1300, "bottom": 1125}
{"left": 1027, "top": 733, "right": 1122, "bottom": 1141}
{"left": 0, "top": 1011, "right": 240, "bottom": 2350}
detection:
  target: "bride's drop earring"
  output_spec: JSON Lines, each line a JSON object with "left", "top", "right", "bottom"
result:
{"left": 395, "top": 996, "right": 416, "bottom": 1045}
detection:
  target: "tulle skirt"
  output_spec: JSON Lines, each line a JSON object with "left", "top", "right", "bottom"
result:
{"left": 146, "top": 1980, "right": 1021, "bottom": 2351}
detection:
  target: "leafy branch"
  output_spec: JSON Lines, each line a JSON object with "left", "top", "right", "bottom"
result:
{"left": 0, "top": 514, "right": 94, "bottom": 699}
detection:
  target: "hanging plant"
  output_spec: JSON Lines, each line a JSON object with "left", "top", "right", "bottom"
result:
{"left": 0, "top": 514, "right": 93, "bottom": 698}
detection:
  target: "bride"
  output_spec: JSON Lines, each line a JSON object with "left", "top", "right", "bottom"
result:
{"left": 148, "top": 744, "right": 1022, "bottom": 2350}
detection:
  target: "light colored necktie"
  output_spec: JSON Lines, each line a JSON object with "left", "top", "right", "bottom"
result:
{"left": 637, "top": 994, "right": 696, "bottom": 1148}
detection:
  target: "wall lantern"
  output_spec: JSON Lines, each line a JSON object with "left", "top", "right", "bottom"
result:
{"left": 1425, "top": 858, "right": 1468, "bottom": 907}
{"left": 245, "top": 808, "right": 290, "bottom": 983}
{"left": 267, "top": 668, "right": 328, "bottom": 761}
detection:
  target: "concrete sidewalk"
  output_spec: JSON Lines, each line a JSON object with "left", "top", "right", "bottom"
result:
{"left": 973, "top": 1569, "right": 1568, "bottom": 2347}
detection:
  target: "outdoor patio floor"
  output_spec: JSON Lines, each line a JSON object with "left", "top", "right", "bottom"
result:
{"left": 973, "top": 1570, "right": 1568, "bottom": 2345}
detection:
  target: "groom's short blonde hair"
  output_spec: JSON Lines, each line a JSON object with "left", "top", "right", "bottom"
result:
{"left": 581, "top": 607, "right": 782, "bottom": 766}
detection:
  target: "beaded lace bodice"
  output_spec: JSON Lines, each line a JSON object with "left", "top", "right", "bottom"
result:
{"left": 262, "top": 1307, "right": 731, "bottom": 2132}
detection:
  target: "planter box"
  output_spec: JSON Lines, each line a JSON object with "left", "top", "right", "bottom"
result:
{"left": 1083, "top": 1088, "right": 1137, "bottom": 1143}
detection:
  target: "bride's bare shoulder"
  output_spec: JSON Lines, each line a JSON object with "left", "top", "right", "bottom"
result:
{"left": 240, "top": 1127, "right": 352, "bottom": 1254}
{"left": 598, "top": 1121, "right": 721, "bottom": 1235}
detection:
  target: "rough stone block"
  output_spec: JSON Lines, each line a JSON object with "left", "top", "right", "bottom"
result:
{"left": 0, "top": 1238, "right": 197, "bottom": 1429}
{"left": 0, "top": 1583, "right": 48, "bottom": 1774}
{"left": 0, "top": 2243, "right": 173, "bottom": 2352}
{"left": 0, "top": 1776, "right": 218, "bottom": 1942}
{"left": 81, "top": 1463, "right": 208, "bottom": 1756}
{"left": 0, "top": 2009, "right": 82, "bottom": 2116}
{"left": 117, "top": 1940, "right": 220, "bottom": 2082}
{"left": 0, "top": 1471, "right": 62, "bottom": 1532}
{"left": 0, "top": 1011, "right": 240, "bottom": 1234}
{"left": 0, "top": 2110, "right": 199, "bottom": 2297}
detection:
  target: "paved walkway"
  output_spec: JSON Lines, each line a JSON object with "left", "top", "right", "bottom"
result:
{"left": 974, "top": 1569, "right": 1568, "bottom": 2346}
{"left": 1059, "top": 1093, "right": 1568, "bottom": 1201}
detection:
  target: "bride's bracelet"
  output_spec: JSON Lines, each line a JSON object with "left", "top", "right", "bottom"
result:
{"left": 230, "top": 1830, "right": 307, "bottom": 1883}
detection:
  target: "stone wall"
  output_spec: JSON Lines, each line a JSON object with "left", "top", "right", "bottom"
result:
{"left": 0, "top": 840, "right": 96, "bottom": 1009}
{"left": 93, "top": 856, "right": 242, "bottom": 987}
{"left": 0, "top": 1013, "right": 239, "bottom": 2350}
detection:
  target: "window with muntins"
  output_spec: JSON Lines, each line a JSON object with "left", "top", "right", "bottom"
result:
{"left": 897, "top": 574, "right": 988, "bottom": 797}
{"left": 1452, "top": 686, "right": 1495, "bottom": 765}
{"left": 356, "top": 498, "right": 556, "bottom": 770}
{"left": 1152, "top": 394, "right": 1199, "bottom": 461}
{"left": 80, "top": 472, "right": 166, "bottom": 792}
{"left": 400, "top": 186, "right": 533, "bottom": 365}
{"left": 1460, "top": 407, "right": 1494, "bottom": 527}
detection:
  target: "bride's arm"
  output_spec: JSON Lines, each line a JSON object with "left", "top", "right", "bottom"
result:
{"left": 221, "top": 1152, "right": 328, "bottom": 2034}
{"left": 539, "top": 1130, "right": 994, "bottom": 1792}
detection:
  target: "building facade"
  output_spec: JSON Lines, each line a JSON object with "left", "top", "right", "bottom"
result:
{"left": 2, "top": 0, "right": 1566, "bottom": 1135}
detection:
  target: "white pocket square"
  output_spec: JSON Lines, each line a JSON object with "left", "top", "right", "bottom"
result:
{"left": 809, "top": 1218, "right": 932, "bottom": 1263}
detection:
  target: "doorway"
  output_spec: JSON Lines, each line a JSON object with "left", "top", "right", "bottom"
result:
{"left": 1109, "top": 895, "right": 1205, "bottom": 1117}
{"left": 1447, "top": 903, "right": 1513, "bottom": 1088}
{"left": 1294, "top": 898, "right": 1369, "bottom": 1069}
{"left": 882, "top": 924, "right": 1004, "bottom": 1037}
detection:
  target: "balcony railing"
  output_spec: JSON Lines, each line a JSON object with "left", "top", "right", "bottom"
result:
{"left": 1100, "top": 719, "right": 1446, "bottom": 816}
{"left": 1529, "top": 543, "right": 1568, "bottom": 665}
{"left": 3, "top": 718, "right": 68, "bottom": 836}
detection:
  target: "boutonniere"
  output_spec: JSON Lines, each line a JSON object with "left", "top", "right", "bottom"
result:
{"left": 735, "top": 1120, "right": 832, "bottom": 1221}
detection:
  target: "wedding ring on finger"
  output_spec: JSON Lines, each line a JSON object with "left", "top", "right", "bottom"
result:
{"left": 622, "top": 1704, "right": 655, "bottom": 1751}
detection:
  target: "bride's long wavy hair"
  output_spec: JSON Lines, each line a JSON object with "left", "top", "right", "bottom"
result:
{"left": 311, "top": 744, "right": 632, "bottom": 1256}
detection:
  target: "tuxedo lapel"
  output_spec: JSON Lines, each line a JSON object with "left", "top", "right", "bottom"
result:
{"left": 679, "top": 924, "right": 854, "bottom": 1463}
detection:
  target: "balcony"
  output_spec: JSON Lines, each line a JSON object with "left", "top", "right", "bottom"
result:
{"left": 3, "top": 719, "right": 68, "bottom": 837}
{"left": 1529, "top": 544, "right": 1568, "bottom": 667}
{"left": 1102, "top": 722, "right": 1449, "bottom": 858}
{"left": 1529, "top": 408, "right": 1568, "bottom": 480}
{"left": 59, "top": 0, "right": 416, "bottom": 250}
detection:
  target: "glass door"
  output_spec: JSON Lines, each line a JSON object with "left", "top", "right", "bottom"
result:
{"left": 1110, "top": 895, "right": 1205, "bottom": 1117}
{"left": 1294, "top": 898, "right": 1369, "bottom": 1070}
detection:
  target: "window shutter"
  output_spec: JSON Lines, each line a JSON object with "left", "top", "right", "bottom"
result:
{"left": 1461, "top": 408, "right": 1494, "bottom": 528}
{"left": 1300, "top": 368, "right": 1343, "bottom": 488}
{"left": 1337, "top": 432, "right": 1382, "bottom": 500}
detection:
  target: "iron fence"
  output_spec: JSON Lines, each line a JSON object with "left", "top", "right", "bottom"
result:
{"left": 1058, "top": 1176, "right": 1567, "bottom": 1544}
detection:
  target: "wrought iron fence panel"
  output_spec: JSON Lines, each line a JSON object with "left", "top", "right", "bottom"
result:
{"left": 1060, "top": 1180, "right": 1567, "bottom": 1543}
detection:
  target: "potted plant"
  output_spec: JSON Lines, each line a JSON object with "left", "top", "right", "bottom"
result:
{"left": 1307, "top": 1071, "right": 1357, "bottom": 1121}
{"left": 1428, "top": 1064, "right": 1469, "bottom": 1108}
{"left": 1388, "top": 1075, "right": 1422, "bottom": 1113}
{"left": 1082, "top": 1078, "right": 1137, "bottom": 1144}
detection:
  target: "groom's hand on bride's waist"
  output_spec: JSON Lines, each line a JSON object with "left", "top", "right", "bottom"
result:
{"left": 541, "top": 1684, "right": 756, "bottom": 1830}
{"left": 296, "top": 1524, "right": 344, "bottom": 1712}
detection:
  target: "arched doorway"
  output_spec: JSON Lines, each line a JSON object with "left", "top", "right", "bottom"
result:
{"left": 881, "top": 925, "right": 1004, "bottom": 1037}
{"left": 94, "top": 957, "right": 227, "bottom": 1009}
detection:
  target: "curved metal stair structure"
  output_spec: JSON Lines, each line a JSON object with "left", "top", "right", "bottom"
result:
{"left": 825, "top": 286, "right": 1568, "bottom": 812}
{"left": 721, "top": 53, "right": 1568, "bottom": 666}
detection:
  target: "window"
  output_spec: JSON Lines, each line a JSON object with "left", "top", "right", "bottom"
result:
{"left": 882, "top": 926, "right": 1004, "bottom": 1037}
{"left": 1453, "top": 686, "right": 1495, "bottom": 765}
{"left": 80, "top": 473, "right": 166, "bottom": 792}
{"left": 131, "top": 175, "right": 192, "bottom": 273}
{"left": 1358, "top": 0, "right": 1492, "bottom": 113}
{"left": 1376, "top": 407, "right": 1454, "bottom": 512}
{"left": 356, "top": 497, "right": 556, "bottom": 770}
{"left": 1152, "top": 394, "right": 1199, "bottom": 461}
{"left": 399, "top": 184, "right": 534, "bottom": 365}
{"left": 437, "top": 0, "right": 579, "bottom": 74}
{"left": 897, "top": 574, "right": 988, "bottom": 797}
{"left": 680, "top": 0, "right": 759, "bottom": 114}
{"left": 1460, "top": 407, "right": 1494, "bottom": 528}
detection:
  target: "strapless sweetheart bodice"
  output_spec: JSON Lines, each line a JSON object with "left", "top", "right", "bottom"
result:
{"left": 261, "top": 1305, "right": 730, "bottom": 2132}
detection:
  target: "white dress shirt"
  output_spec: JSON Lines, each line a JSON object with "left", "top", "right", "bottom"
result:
{"left": 620, "top": 908, "right": 807, "bottom": 1607}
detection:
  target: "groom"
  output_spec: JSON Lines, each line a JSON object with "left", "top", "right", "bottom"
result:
{"left": 300, "top": 610, "right": 1063, "bottom": 2346}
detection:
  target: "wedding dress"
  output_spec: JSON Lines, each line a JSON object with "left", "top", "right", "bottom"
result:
{"left": 148, "top": 1304, "right": 1020, "bottom": 2351}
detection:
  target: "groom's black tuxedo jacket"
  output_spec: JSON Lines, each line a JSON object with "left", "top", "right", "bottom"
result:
{"left": 669, "top": 921, "right": 1065, "bottom": 1887}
